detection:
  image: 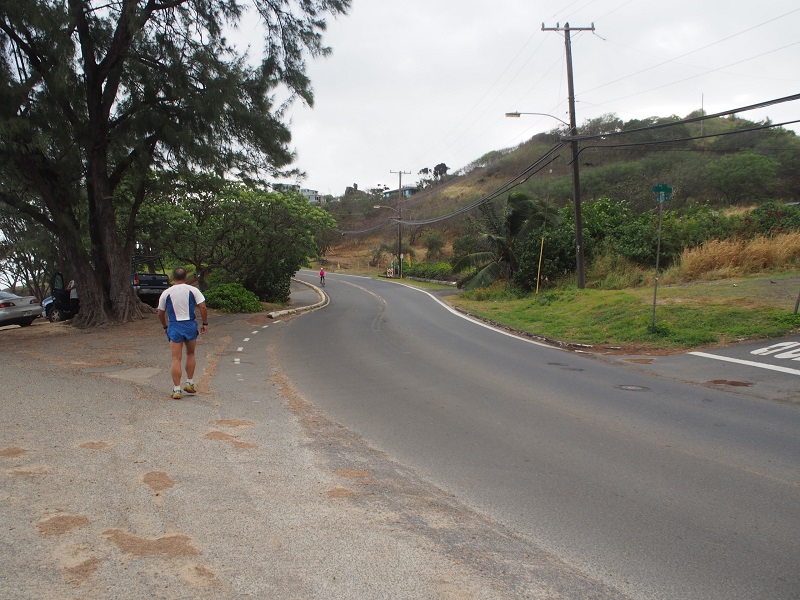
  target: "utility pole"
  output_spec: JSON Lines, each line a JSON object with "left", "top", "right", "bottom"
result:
{"left": 542, "top": 22, "right": 594, "bottom": 289}
{"left": 390, "top": 169, "right": 410, "bottom": 278}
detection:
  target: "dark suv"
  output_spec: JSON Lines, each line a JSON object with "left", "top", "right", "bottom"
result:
{"left": 43, "top": 272, "right": 79, "bottom": 322}
{"left": 131, "top": 255, "right": 170, "bottom": 307}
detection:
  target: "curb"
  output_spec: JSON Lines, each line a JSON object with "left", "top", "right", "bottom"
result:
{"left": 268, "top": 278, "right": 328, "bottom": 318}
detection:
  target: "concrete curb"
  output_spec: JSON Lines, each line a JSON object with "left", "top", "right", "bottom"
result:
{"left": 267, "top": 278, "right": 328, "bottom": 318}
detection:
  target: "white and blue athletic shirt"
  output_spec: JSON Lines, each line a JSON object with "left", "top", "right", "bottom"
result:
{"left": 158, "top": 283, "right": 206, "bottom": 322}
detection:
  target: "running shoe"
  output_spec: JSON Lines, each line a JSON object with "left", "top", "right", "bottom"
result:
{"left": 171, "top": 389, "right": 182, "bottom": 400}
{"left": 183, "top": 383, "right": 197, "bottom": 394}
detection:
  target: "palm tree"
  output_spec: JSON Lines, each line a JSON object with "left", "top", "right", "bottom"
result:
{"left": 453, "top": 192, "right": 558, "bottom": 290}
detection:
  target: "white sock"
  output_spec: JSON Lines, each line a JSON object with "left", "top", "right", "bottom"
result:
{"left": 173, "top": 385, "right": 181, "bottom": 392}
{"left": 186, "top": 379, "right": 193, "bottom": 385}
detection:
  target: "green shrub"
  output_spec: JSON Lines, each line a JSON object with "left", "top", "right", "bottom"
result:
{"left": 204, "top": 283, "right": 263, "bottom": 313}
{"left": 422, "top": 232, "right": 446, "bottom": 260}
{"left": 405, "top": 261, "right": 454, "bottom": 281}
{"left": 732, "top": 201, "right": 800, "bottom": 237}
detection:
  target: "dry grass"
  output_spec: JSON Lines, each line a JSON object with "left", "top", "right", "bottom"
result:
{"left": 665, "top": 233, "right": 800, "bottom": 282}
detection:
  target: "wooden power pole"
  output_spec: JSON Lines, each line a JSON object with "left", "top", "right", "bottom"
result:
{"left": 542, "top": 22, "right": 594, "bottom": 289}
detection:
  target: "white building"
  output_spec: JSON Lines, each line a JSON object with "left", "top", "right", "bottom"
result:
{"left": 272, "top": 183, "right": 321, "bottom": 204}
{"left": 300, "top": 188, "right": 321, "bottom": 204}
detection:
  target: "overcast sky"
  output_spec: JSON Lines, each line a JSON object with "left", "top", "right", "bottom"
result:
{"left": 245, "top": 1, "right": 800, "bottom": 196}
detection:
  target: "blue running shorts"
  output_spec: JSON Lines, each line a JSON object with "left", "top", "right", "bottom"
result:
{"left": 167, "top": 320, "right": 199, "bottom": 343}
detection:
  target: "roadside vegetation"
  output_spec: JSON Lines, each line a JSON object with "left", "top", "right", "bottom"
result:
{"left": 449, "top": 275, "right": 800, "bottom": 351}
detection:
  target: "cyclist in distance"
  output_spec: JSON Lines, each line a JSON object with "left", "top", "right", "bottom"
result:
{"left": 319, "top": 267, "right": 326, "bottom": 286}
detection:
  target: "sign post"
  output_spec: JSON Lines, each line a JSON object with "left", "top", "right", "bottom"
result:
{"left": 650, "top": 184, "right": 673, "bottom": 332}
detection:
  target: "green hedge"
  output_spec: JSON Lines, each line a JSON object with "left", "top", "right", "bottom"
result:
{"left": 405, "top": 262, "right": 454, "bottom": 281}
{"left": 204, "top": 283, "right": 263, "bottom": 313}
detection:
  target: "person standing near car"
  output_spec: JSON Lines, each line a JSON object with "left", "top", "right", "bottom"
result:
{"left": 67, "top": 279, "right": 79, "bottom": 316}
{"left": 157, "top": 267, "right": 208, "bottom": 400}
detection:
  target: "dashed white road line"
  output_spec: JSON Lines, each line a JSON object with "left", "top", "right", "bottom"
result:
{"left": 243, "top": 337, "right": 250, "bottom": 342}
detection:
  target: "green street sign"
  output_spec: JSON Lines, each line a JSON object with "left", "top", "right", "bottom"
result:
{"left": 651, "top": 183, "right": 672, "bottom": 203}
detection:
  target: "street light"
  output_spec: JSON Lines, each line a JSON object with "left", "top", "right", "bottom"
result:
{"left": 373, "top": 204, "right": 402, "bottom": 278}
{"left": 504, "top": 112, "right": 570, "bottom": 128}
{"left": 506, "top": 110, "right": 585, "bottom": 288}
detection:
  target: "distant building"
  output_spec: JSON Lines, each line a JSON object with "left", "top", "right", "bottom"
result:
{"left": 383, "top": 186, "right": 419, "bottom": 200}
{"left": 272, "top": 183, "right": 321, "bottom": 204}
{"left": 300, "top": 188, "right": 320, "bottom": 204}
{"left": 272, "top": 183, "right": 300, "bottom": 194}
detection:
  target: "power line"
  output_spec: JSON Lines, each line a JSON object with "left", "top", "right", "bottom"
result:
{"left": 338, "top": 143, "right": 567, "bottom": 234}
{"left": 577, "top": 119, "right": 800, "bottom": 155}
{"left": 594, "top": 42, "right": 800, "bottom": 107}
{"left": 563, "top": 93, "right": 800, "bottom": 142}
{"left": 582, "top": 8, "right": 800, "bottom": 96}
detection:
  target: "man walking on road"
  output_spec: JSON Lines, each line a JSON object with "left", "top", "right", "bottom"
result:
{"left": 157, "top": 267, "right": 208, "bottom": 399}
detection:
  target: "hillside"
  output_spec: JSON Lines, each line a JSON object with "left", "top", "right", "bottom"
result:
{"left": 325, "top": 111, "right": 800, "bottom": 273}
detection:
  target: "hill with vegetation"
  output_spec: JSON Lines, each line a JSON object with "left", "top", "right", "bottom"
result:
{"left": 324, "top": 110, "right": 800, "bottom": 290}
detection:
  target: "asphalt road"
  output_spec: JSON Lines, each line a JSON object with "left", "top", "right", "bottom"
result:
{"left": 281, "top": 271, "right": 800, "bottom": 600}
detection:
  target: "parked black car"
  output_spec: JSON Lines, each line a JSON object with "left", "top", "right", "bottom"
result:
{"left": 43, "top": 272, "right": 79, "bottom": 322}
{"left": 132, "top": 255, "right": 170, "bottom": 307}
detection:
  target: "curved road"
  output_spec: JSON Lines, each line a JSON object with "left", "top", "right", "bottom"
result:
{"left": 278, "top": 271, "right": 800, "bottom": 600}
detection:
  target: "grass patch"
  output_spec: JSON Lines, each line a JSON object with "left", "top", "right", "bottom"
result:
{"left": 449, "top": 274, "right": 800, "bottom": 351}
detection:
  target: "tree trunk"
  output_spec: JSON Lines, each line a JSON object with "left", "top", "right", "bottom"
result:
{"left": 78, "top": 152, "right": 151, "bottom": 326}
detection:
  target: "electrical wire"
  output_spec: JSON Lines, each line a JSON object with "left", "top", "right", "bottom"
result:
{"left": 563, "top": 93, "right": 800, "bottom": 141}
{"left": 582, "top": 8, "right": 800, "bottom": 96}
{"left": 576, "top": 119, "right": 800, "bottom": 155}
{"left": 595, "top": 42, "right": 800, "bottom": 107}
{"left": 339, "top": 143, "right": 567, "bottom": 233}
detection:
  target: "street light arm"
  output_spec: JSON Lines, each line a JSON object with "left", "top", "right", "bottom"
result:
{"left": 505, "top": 111, "right": 570, "bottom": 128}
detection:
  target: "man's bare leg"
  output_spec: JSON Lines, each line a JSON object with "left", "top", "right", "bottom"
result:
{"left": 184, "top": 339, "right": 198, "bottom": 381}
{"left": 170, "top": 341, "right": 184, "bottom": 386}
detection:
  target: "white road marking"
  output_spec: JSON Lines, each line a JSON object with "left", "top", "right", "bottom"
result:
{"left": 377, "top": 280, "right": 559, "bottom": 350}
{"left": 689, "top": 351, "right": 800, "bottom": 376}
{"left": 262, "top": 325, "right": 269, "bottom": 328}
{"left": 243, "top": 337, "right": 250, "bottom": 342}
{"left": 237, "top": 347, "right": 244, "bottom": 352}
{"left": 252, "top": 331, "right": 258, "bottom": 334}
{"left": 234, "top": 358, "right": 240, "bottom": 364}
{"left": 751, "top": 341, "right": 800, "bottom": 356}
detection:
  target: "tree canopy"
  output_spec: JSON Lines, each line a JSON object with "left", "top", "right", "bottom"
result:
{"left": 0, "top": 0, "right": 349, "bottom": 325}
{"left": 137, "top": 173, "right": 335, "bottom": 301}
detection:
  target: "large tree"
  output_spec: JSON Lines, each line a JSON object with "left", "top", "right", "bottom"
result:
{"left": 0, "top": 0, "right": 348, "bottom": 326}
